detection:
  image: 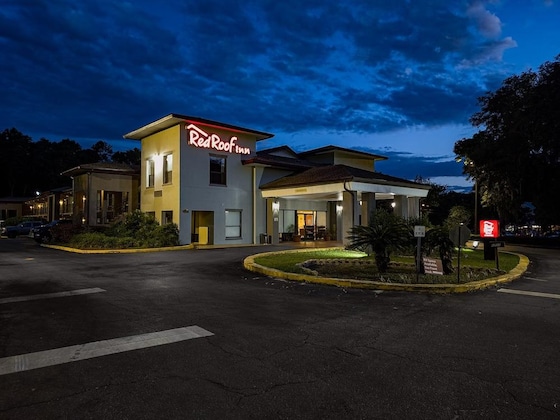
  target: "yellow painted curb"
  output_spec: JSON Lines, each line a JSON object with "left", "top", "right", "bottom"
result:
{"left": 243, "top": 249, "right": 530, "bottom": 294}
{"left": 41, "top": 244, "right": 195, "bottom": 254}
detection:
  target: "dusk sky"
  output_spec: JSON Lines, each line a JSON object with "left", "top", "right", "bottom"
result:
{"left": 1, "top": 1, "right": 559, "bottom": 190}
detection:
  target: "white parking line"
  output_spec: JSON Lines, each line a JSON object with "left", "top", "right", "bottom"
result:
{"left": 523, "top": 276, "right": 548, "bottom": 282}
{"left": 0, "top": 288, "right": 106, "bottom": 304}
{"left": 0, "top": 326, "right": 214, "bottom": 375}
{"left": 498, "top": 289, "right": 560, "bottom": 300}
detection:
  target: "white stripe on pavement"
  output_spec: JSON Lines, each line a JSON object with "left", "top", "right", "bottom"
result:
{"left": 523, "top": 277, "right": 548, "bottom": 282}
{"left": 498, "top": 288, "right": 560, "bottom": 300}
{"left": 0, "top": 288, "right": 106, "bottom": 304}
{"left": 0, "top": 326, "right": 214, "bottom": 375}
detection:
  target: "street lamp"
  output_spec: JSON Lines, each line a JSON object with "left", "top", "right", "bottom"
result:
{"left": 456, "top": 156, "right": 478, "bottom": 235}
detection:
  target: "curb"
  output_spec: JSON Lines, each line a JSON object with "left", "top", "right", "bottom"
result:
{"left": 243, "top": 248, "right": 530, "bottom": 294}
{"left": 41, "top": 243, "right": 195, "bottom": 254}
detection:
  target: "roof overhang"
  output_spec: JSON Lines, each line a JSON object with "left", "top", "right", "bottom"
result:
{"left": 261, "top": 181, "right": 429, "bottom": 201}
{"left": 123, "top": 114, "right": 274, "bottom": 141}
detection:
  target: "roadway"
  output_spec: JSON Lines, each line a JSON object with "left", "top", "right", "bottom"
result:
{"left": 0, "top": 238, "right": 559, "bottom": 419}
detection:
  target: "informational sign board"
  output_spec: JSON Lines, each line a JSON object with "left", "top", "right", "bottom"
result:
{"left": 414, "top": 225, "right": 426, "bottom": 238}
{"left": 480, "top": 220, "right": 500, "bottom": 238}
{"left": 423, "top": 257, "right": 443, "bottom": 275}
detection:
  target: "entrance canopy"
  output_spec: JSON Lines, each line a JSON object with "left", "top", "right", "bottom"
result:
{"left": 260, "top": 165, "right": 430, "bottom": 202}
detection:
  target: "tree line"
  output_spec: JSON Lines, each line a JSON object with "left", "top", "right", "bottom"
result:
{"left": 0, "top": 128, "right": 140, "bottom": 198}
{"left": 454, "top": 55, "right": 560, "bottom": 228}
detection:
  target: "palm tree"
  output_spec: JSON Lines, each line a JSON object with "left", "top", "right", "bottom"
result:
{"left": 347, "top": 209, "right": 411, "bottom": 273}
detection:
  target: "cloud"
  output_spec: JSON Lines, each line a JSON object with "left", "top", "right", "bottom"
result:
{"left": 0, "top": 0, "right": 534, "bottom": 150}
{"left": 467, "top": 1, "right": 503, "bottom": 39}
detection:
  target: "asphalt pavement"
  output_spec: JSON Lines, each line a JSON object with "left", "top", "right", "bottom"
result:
{"left": 1, "top": 238, "right": 559, "bottom": 419}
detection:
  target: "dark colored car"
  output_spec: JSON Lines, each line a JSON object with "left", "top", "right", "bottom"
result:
{"left": 31, "top": 219, "right": 73, "bottom": 243}
{"left": 5, "top": 221, "right": 45, "bottom": 238}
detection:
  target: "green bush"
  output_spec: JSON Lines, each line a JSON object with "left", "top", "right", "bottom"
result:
{"left": 58, "top": 210, "right": 179, "bottom": 249}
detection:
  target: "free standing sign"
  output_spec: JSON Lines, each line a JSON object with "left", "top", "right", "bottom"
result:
{"left": 480, "top": 220, "right": 500, "bottom": 238}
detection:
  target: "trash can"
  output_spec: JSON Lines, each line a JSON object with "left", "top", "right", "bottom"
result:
{"left": 259, "top": 233, "right": 268, "bottom": 244}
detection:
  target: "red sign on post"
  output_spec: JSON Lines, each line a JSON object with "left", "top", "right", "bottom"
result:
{"left": 480, "top": 220, "right": 500, "bottom": 238}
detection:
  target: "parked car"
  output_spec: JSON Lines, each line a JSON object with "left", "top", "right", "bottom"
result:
{"left": 5, "top": 221, "right": 45, "bottom": 238}
{"left": 31, "top": 219, "right": 73, "bottom": 243}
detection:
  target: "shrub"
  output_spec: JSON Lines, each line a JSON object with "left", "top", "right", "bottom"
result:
{"left": 64, "top": 211, "right": 179, "bottom": 249}
{"left": 346, "top": 209, "right": 411, "bottom": 273}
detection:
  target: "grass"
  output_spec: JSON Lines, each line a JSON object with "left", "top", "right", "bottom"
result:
{"left": 253, "top": 248, "right": 520, "bottom": 284}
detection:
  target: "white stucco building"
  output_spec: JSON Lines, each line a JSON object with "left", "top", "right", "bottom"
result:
{"left": 124, "top": 114, "right": 430, "bottom": 246}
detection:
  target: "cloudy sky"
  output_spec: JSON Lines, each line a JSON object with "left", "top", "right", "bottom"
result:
{"left": 1, "top": 1, "right": 559, "bottom": 190}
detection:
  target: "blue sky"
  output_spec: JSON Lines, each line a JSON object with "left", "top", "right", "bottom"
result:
{"left": 1, "top": 1, "right": 559, "bottom": 190}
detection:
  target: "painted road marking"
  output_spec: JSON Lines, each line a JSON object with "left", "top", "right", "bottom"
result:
{"left": 0, "top": 288, "right": 106, "bottom": 305}
{"left": 523, "top": 276, "right": 548, "bottom": 282}
{"left": 0, "top": 326, "right": 214, "bottom": 375}
{"left": 498, "top": 289, "right": 560, "bottom": 300}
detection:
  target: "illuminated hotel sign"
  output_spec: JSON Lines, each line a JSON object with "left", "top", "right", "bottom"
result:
{"left": 186, "top": 124, "right": 251, "bottom": 155}
{"left": 480, "top": 220, "right": 500, "bottom": 238}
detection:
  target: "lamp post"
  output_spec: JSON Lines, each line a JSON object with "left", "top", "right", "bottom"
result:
{"left": 456, "top": 156, "right": 478, "bottom": 235}
{"left": 474, "top": 178, "right": 478, "bottom": 235}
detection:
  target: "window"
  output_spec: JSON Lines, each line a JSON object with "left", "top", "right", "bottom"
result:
{"left": 210, "top": 155, "right": 226, "bottom": 185}
{"left": 147, "top": 159, "right": 155, "bottom": 187}
{"left": 162, "top": 211, "right": 173, "bottom": 225}
{"left": 225, "top": 210, "right": 242, "bottom": 239}
{"left": 163, "top": 154, "right": 173, "bottom": 184}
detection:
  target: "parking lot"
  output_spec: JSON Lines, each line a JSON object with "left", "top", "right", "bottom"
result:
{"left": 1, "top": 238, "right": 560, "bottom": 419}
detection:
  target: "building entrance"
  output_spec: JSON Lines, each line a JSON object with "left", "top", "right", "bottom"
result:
{"left": 191, "top": 211, "right": 214, "bottom": 245}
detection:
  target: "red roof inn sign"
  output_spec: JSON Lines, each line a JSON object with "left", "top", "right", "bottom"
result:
{"left": 480, "top": 220, "right": 500, "bottom": 238}
{"left": 186, "top": 124, "right": 251, "bottom": 155}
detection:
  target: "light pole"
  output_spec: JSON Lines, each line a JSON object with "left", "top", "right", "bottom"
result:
{"left": 474, "top": 178, "right": 478, "bottom": 235}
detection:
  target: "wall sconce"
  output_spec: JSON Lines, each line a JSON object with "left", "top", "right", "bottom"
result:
{"left": 391, "top": 202, "right": 396, "bottom": 208}
{"left": 182, "top": 209, "right": 189, "bottom": 213}
{"left": 272, "top": 200, "right": 280, "bottom": 212}
{"left": 336, "top": 204, "right": 343, "bottom": 214}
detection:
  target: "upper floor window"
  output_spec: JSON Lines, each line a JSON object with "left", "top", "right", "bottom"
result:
{"left": 210, "top": 155, "right": 226, "bottom": 185}
{"left": 146, "top": 159, "right": 155, "bottom": 188}
{"left": 163, "top": 154, "right": 173, "bottom": 184}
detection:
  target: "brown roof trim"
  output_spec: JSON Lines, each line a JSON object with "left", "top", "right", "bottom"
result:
{"left": 62, "top": 163, "right": 140, "bottom": 177}
{"left": 260, "top": 164, "right": 430, "bottom": 190}
{"left": 298, "top": 145, "right": 388, "bottom": 161}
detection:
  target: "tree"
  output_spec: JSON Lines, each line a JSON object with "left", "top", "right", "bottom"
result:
{"left": 445, "top": 206, "right": 471, "bottom": 230}
{"left": 0, "top": 128, "right": 33, "bottom": 196}
{"left": 347, "top": 209, "right": 411, "bottom": 273}
{"left": 454, "top": 56, "right": 560, "bottom": 225}
{"left": 90, "top": 141, "right": 113, "bottom": 162}
{"left": 112, "top": 148, "right": 141, "bottom": 165}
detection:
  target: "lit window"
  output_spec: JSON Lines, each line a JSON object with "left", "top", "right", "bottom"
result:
{"left": 225, "top": 210, "right": 241, "bottom": 239}
{"left": 162, "top": 210, "right": 173, "bottom": 225}
{"left": 210, "top": 155, "right": 226, "bottom": 185}
{"left": 163, "top": 154, "right": 173, "bottom": 184}
{"left": 147, "top": 159, "right": 155, "bottom": 188}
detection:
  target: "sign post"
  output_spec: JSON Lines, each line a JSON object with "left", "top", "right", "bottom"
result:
{"left": 414, "top": 226, "right": 426, "bottom": 283}
{"left": 480, "top": 220, "right": 501, "bottom": 268}
{"left": 449, "top": 224, "right": 471, "bottom": 283}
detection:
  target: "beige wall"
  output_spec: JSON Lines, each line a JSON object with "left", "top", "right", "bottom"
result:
{"left": 141, "top": 125, "right": 181, "bottom": 225}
